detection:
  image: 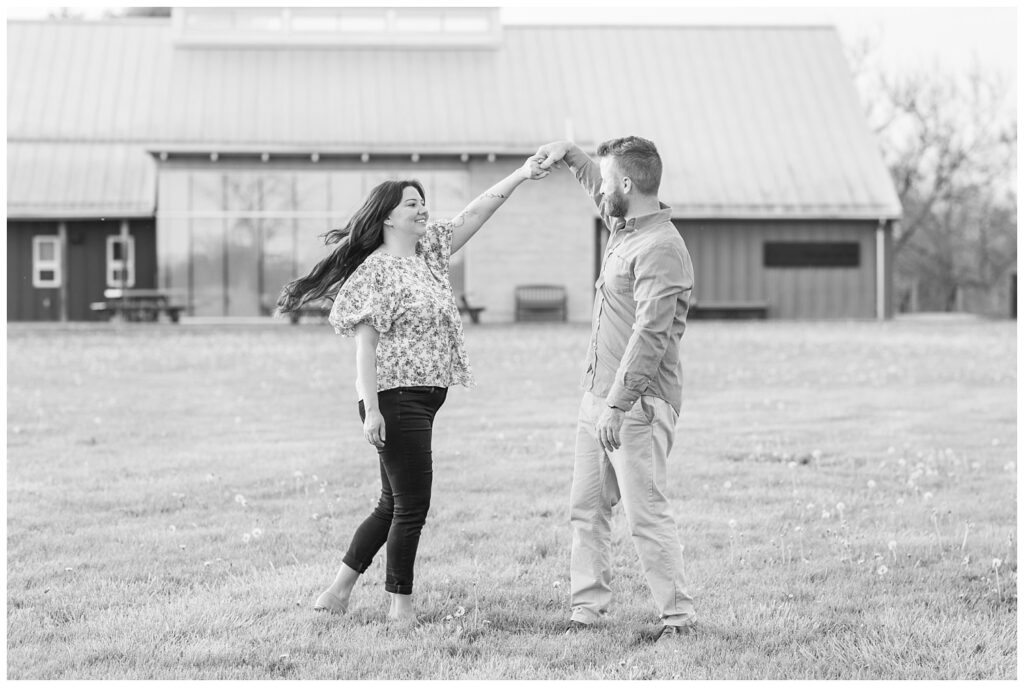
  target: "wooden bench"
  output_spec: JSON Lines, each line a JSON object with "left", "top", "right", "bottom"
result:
{"left": 689, "top": 299, "right": 769, "bottom": 320}
{"left": 90, "top": 288, "right": 186, "bottom": 323}
{"left": 514, "top": 284, "right": 567, "bottom": 322}
{"left": 458, "top": 294, "right": 485, "bottom": 324}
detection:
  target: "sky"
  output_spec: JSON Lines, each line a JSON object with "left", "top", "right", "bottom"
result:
{"left": 5, "top": 3, "right": 1018, "bottom": 80}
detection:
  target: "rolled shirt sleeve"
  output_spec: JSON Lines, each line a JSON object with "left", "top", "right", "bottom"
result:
{"left": 563, "top": 145, "right": 607, "bottom": 218}
{"left": 605, "top": 240, "right": 694, "bottom": 410}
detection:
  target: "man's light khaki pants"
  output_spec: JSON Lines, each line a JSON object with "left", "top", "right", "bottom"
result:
{"left": 569, "top": 391, "right": 695, "bottom": 626}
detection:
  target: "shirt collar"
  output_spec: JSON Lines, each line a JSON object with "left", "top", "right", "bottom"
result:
{"left": 614, "top": 203, "right": 673, "bottom": 233}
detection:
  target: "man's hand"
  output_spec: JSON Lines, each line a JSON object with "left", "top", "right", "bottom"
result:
{"left": 519, "top": 153, "right": 550, "bottom": 181}
{"left": 535, "top": 140, "right": 574, "bottom": 171}
{"left": 363, "top": 408, "right": 386, "bottom": 448}
{"left": 596, "top": 406, "right": 625, "bottom": 453}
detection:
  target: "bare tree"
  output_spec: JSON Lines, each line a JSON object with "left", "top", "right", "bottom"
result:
{"left": 847, "top": 37, "right": 1017, "bottom": 313}
{"left": 876, "top": 65, "right": 1015, "bottom": 254}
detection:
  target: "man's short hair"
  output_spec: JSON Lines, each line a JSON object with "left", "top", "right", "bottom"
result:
{"left": 596, "top": 136, "right": 662, "bottom": 195}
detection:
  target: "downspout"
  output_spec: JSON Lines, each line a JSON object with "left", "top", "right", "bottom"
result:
{"left": 875, "top": 219, "right": 886, "bottom": 320}
{"left": 57, "top": 221, "right": 69, "bottom": 322}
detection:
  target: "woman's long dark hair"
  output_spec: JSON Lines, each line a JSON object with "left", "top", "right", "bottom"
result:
{"left": 276, "top": 179, "right": 425, "bottom": 314}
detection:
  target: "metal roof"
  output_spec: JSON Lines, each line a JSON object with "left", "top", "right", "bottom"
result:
{"left": 7, "top": 142, "right": 156, "bottom": 218}
{"left": 7, "top": 19, "right": 901, "bottom": 219}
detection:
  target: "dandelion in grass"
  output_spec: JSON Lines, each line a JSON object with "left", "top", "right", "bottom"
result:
{"left": 454, "top": 606, "right": 467, "bottom": 618}
{"left": 896, "top": 497, "right": 905, "bottom": 506}
{"left": 867, "top": 480, "right": 877, "bottom": 490}
{"left": 723, "top": 481, "right": 732, "bottom": 490}
{"left": 728, "top": 519, "right": 738, "bottom": 564}
{"left": 252, "top": 528, "right": 263, "bottom": 539}
{"left": 794, "top": 525, "right": 807, "bottom": 561}
{"left": 960, "top": 522, "right": 972, "bottom": 552}
{"left": 242, "top": 533, "right": 251, "bottom": 543}
{"left": 552, "top": 580, "right": 561, "bottom": 588}
{"left": 822, "top": 510, "right": 831, "bottom": 520}
{"left": 992, "top": 558, "right": 1004, "bottom": 602}
{"left": 923, "top": 492, "right": 934, "bottom": 502}
{"left": 234, "top": 494, "right": 247, "bottom": 507}
{"left": 877, "top": 565, "right": 889, "bottom": 576}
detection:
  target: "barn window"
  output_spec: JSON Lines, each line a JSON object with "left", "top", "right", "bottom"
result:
{"left": 32, "top": 236, "right": 61, "bottom": 288}
{"left": 764, "top": 242, "right": 860, "bottom": 268}
{"left": 106, "top": 236, "right": 136, "bottom": 288}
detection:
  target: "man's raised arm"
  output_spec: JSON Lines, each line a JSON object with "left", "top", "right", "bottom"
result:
{"left": 536, "top": 141, "right": 604, "bottom": 213}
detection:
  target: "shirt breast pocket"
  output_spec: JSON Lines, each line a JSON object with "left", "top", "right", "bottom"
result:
{"left": 604, "top": 252, "right": 633, "bottom": 295}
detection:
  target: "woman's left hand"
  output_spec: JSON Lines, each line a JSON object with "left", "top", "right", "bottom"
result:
{"left": 520, "top": 154, "right": 550, "bottom": 181}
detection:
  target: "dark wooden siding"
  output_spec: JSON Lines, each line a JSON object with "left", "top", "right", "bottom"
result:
{"left": 674, "top": 219, "right": 881, "bottom": 319}
{"left": 7, "top": 219, "right": 156, "bottom": 321}
{"left": 7, "top": 222, "right": 61, "bottom": 321}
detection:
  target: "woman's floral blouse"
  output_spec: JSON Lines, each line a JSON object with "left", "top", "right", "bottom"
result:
{"left": 328, "top": 220, "right": 474, "bottom": 392}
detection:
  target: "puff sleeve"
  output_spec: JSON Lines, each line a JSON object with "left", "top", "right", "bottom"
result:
{"left": 328, "top": 260, "right": 399, "bottom": 336}
{"left": 417, "top": 220, "right": 454, "bottom": 279}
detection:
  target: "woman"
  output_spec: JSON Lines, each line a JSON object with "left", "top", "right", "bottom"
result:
{"left": 276, "top": 156, "right": 548, "bottom": 624}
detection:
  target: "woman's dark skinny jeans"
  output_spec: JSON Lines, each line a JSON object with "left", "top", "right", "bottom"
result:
{"left": 342, "top": 386, "right": 447, "bottom": 595}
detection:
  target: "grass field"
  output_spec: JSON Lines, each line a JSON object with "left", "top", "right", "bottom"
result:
{"left": 6, "top": 317, "right": 1017, "bottom": 679}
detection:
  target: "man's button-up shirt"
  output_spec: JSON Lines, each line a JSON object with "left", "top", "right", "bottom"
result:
{"left": 565, "top": 145, "right": 695, "bottom": 415}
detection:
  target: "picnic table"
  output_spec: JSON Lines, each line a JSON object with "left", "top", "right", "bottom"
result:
{"left": 458, "top": 294, "right": 485, "bottom": 324}
{"left": 288, "top": 296, "right": 334, "bottom": 324}
{"left": 90, "top": 288, "right": 187, "bottom": 323}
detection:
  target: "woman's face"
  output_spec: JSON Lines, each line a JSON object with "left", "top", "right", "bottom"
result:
{"left": 386, "top": 186, "right": 429, "bottom": 238}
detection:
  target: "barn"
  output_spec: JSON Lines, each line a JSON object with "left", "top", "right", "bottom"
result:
{"left": 7, "top": 8, "right": 901, "bottom": 322}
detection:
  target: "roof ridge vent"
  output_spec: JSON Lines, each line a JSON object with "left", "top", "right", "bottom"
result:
{"left": 172, "top": 7, "right": 502, "bottom": 49}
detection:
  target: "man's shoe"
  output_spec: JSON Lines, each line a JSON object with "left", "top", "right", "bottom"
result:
{"left": 564, "top": 619, "right": 592, "bottom": 634}
{"left": 654, "top": 621, "right": 696, "bottom": 642}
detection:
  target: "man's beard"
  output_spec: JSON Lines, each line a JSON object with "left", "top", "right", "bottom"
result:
{"left": 603, "top": 191, "right": 628, "bottom": 218}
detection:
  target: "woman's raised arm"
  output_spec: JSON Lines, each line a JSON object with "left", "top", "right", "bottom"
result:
{"left": 449, "top": 155, "right": 549, "bottom": 254}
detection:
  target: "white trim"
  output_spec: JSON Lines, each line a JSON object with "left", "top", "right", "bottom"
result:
{"left": 875, "top": 222, "right": 886, "bottom": 320}
{"left": 31, "top": 235, "right": 62, "bottom": 288}
{"left": 106, "top": 235, "right": 136, "bottom": 288}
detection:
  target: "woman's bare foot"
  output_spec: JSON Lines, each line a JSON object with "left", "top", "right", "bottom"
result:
{"left": 313, "top": 589, "right": 349, "bottom": 614}
{"left": 387, "top": 592, "right": 418, "bottom": 624}
{"left": 314, "top": 563, "right": 360, "bottom": 614}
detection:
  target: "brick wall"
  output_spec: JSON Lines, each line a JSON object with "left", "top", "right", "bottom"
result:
{"left": 462, "top": 159, "right": 597, "bottom": 323}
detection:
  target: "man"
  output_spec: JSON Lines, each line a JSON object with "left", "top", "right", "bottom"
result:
{"left": 536, "top": 137, "right": 696, "bottom": 642}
